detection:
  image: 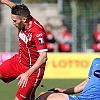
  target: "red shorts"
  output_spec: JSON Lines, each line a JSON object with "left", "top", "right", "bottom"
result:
{"left": 0, "top": 54, "right": 45, "bottom": 100}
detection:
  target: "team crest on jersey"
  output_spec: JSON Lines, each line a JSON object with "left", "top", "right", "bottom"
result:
{"left": 94, "top": 70, "right": 100, "bottom": 78}
{"left": 38, "top": 38, "right": 44, "bottom": 44}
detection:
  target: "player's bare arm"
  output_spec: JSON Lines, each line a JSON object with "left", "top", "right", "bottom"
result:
{"left": 62, "top": 77, "right": 89, "bottom": 94}
{"left": 47, "top": 77, "right": 89, "bottom": 95}
{"left": 56, "top": 77, "right": 89, "bottom": 94}
{"left": 37, "top": 78, "right": 90, "bottom": 100}
{"left": 17, "top": 51, "right": 47, "bottom": 88}
{"left": 1, "top": 0, "right": 16, "bottom": 8}
{"left": 73, "top": 77, "right": 89, "bottom": 93}
{"left": 26, "top": 51, "right": 47, "bottom": 76}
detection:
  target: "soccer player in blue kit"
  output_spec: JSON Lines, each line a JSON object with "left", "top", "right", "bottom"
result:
{"left": 37, "top": 58, "right": 100, "bottom": 100}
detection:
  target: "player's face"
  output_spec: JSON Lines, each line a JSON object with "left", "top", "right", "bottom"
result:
{"left": 11, "top": 14, "right": 25, "bottom": 30}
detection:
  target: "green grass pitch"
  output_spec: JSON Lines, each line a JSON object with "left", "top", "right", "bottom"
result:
{"left": 0, "top": 79, "right": 84, "bottom": 100}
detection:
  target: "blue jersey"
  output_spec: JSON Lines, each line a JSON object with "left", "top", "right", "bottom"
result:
{"left": 80, "top": 58, "right": 100, "bottom": 98}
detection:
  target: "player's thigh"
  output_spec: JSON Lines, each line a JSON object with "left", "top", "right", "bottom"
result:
{"left": 0, "top": 55, "right": 18, "bottom": 82}
{"left": 47, "top": 93, "right": 69, "bottom": 100}
{"left": 39, "top": 92, "right": 69, "bottom": 100}
{"left": 16, "top": 67, "right": 45, "bottom": 100}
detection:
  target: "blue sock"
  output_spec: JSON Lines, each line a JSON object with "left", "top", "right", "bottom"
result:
{"left": 36, "top": 98, "right": 41, "bottom": 100}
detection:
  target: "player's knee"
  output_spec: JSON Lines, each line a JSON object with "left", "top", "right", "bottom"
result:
{"left": 14, "top": 97, "right": 20, "bottom": 100}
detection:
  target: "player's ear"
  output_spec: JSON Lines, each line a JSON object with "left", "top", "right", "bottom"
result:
{"left": 22, "top": 17, "right": 27, "bottom": 23}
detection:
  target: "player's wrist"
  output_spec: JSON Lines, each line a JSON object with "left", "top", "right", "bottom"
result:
{"left": 63, "top": 87, "right": 75, "bottom": 94}
{"left": 25, "top": 71, "right": 31, "bottom": 77}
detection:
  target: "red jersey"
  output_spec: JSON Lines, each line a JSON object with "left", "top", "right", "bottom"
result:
{"left": 46, "top": 31, "right": 56, "bottom": 52}
{"left": 93, "top": 31, "right": 100, "bottom": 42}
{"left": 58, "top": 32, "right": 72, "bottom": 52}
{"left": 92, "top": 31, "right": 100, "bottom": 51}
{"left": 18, "top": 16, "right": 47, "bottom": 66}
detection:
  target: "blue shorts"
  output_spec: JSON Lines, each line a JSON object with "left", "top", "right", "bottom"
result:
{"left": 68, "top": 95, "right": 100, "bottom": 100}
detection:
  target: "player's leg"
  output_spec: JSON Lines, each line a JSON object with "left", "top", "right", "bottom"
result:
{"left": 28, "top": 67, "right": 45, "bottom": 100}
{"left": 37, "top": 92, "right": 53, "bottom": 100}
{"left": 0, "top": 55, "right": 19, "bottom": 83}
{"left": 38, "top": 92, "right": 69, "bottom": 100}
{"left": 15, "top": 67, "right": 45, "bottom": 100}
{"left": 15, "top": 76, "right": 40, "bottom": 100}
{"left": 14, "top": 97, "right": 20, "bottom": 100}
{"left": 0, "top": 55, "right": 20, "bottom": 100}
{"left": 47, "top": 93, "right": 69, "bottom": 100}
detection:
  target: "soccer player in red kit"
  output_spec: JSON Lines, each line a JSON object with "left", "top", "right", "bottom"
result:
{"left": 0, "top": 0, "right": 48, "bottom": 100}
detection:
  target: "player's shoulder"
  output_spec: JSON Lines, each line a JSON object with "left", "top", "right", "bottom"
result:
{"left": 94, "top": 58, "right": 100, "bottom": 61}
{"left": 92, "top": 58, "right": 100, "bottom": 64}
{"left": 30, "top": 25, "right": 45, "bottom": 35}
{"left": 31, "top": 18, "right": 44, "bottom": 31}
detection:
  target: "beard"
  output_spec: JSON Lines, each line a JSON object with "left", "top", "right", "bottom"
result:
{"left": 17, "top": 21, "right": 25, "bottom": 30}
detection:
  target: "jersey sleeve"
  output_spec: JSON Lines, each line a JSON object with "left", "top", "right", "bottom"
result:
{"left": 33, "top": 31, "right": 48, "bottom": 52}
{"left": 88, "top": 58, "right": 97, "bottom": 78}
{"left": 88, "top": 64, "right": 93, "bottom": 79}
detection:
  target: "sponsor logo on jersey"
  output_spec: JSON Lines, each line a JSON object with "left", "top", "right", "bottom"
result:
{"left": 36, "top": 33, "right": 43, "bottom": 37}
{"left": 94, "top": 70, "right": 100, "bottom": 78}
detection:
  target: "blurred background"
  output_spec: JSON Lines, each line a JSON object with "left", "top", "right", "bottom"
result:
{"left": 0, "top": 0, "right": 100, "bottom": 99}
{"left": 0, "top": 0, "right": 100, "bottom": 52}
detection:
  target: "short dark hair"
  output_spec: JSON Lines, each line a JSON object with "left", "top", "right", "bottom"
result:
{"left": 11, "top": 4, "right": 30, "bottom": 18}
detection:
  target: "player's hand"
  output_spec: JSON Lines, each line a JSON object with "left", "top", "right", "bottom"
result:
{"left": 48, "top": 88, "right": 65, "bottom": 93}
{"left": 0, "top": 0, "right": 16, "bottom": 8}
{"left": 1, "top": 0, "right": 9, "bottom": 4}
{"left": 17, "top": 72, "right": 30, "bottom": 88}
{"left": 55, "top": 88, "right": 65, "bottom": 93}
